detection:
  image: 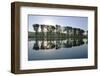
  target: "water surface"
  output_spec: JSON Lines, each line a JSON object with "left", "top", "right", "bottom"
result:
{"left": 28, "top": 38, "right": 88, "bottom": 61}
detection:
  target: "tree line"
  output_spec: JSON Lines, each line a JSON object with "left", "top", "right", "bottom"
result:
{"left": 28, "top": 24, "right": 88, "bottom": 39}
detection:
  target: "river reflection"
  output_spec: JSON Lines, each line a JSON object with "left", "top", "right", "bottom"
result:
{"left": 32, "top": 38, "right": 87, "bottom": 50}
{"left": 28, "top": 38, "right": 88, "bottom": 60}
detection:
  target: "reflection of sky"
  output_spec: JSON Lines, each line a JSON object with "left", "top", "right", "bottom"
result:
{"left": 28, "top": 40, "right": 88, "bottom": 60}
{"left": 28, "top": 15, "right": 88, "bottom": 32}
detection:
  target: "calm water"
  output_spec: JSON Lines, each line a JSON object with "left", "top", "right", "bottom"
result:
{"left": 28, "top": 38, "right": 88, "bottom": 61}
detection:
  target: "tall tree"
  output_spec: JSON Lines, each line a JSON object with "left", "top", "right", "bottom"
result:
{"left": 80, "top": 29, "right": 85, "bottom": 37}
{"left": 41, "top": 24, "right": 45, "bottom": 38}
{"left": 64, "top": 26, "right": 72, "bottom": 37}
{"left": 56, "top": 25, "right": 61, "bottom": 39}
{"left": 51, "top": 26, "right": 55, "bottom": 32}
{"left": 33, "top": 24, "right": 39, "bottom": 38}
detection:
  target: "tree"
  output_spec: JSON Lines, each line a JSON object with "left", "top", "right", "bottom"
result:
{"left": 76, "top": 28, "right": 80, "bottom": 36}
{"left": 80, "top": 29, "right": 85, "bottom": 37}
{"left": 47, "top": 25, "right": 50, "bottom": 32}
{"left": 51, "top": 26, "right": 55, "bottom": 32}
{"left": 56, "top": 25, "right": 61, "bottom": 39}
{"left": 64, "top": 26, "right": 72, "bottom": 37}
{"left": 33, "top": 24, "right": 39, "bottom": 37}
{"left": 41, "top": 24, "right": 45, "bottom": 38}
{"left": 33, "top": 24, "right": 39, "bottom": 32}
{"left": 72, "top": 28, "right": 77, "bottom": 37}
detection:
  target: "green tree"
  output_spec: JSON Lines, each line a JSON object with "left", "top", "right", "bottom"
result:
{"left": 64, "top": 26, "right": 72, "bottom": 37}
{"left": 41, "top": 24, "right": 45, "bottom": 38}
{"left": 33, "top": 24, "right": 39, "bottom": 37}
{"left": 56, "top": 25, "right": 61, "bottom": 39}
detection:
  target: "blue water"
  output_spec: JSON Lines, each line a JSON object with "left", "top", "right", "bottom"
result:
{"left": 28, "top": 39, "right": 88, "bottom": 61}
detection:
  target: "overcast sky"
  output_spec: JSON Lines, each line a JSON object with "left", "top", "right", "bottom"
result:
{"left": 28, "top": 15, "right": 88, "bottom": 32}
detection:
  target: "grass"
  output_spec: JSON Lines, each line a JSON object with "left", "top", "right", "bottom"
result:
{"left": 28, "top": 32, "right": 87, "bottom": 40}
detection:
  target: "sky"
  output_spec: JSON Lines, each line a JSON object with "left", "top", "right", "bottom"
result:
{"left": 28, "top": 15, "right": 88, "bottom": 32}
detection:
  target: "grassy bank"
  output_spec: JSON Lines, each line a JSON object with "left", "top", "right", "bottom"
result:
{"left": 28, "top": 32, "right": 87, "bottom": 40}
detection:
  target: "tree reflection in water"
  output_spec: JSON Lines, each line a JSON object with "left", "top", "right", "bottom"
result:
{"left": 32, "top": 38, "right": 87, "bottom": 50}
{"left": 33, "top": 39, "right": 39, "bottom": 50}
